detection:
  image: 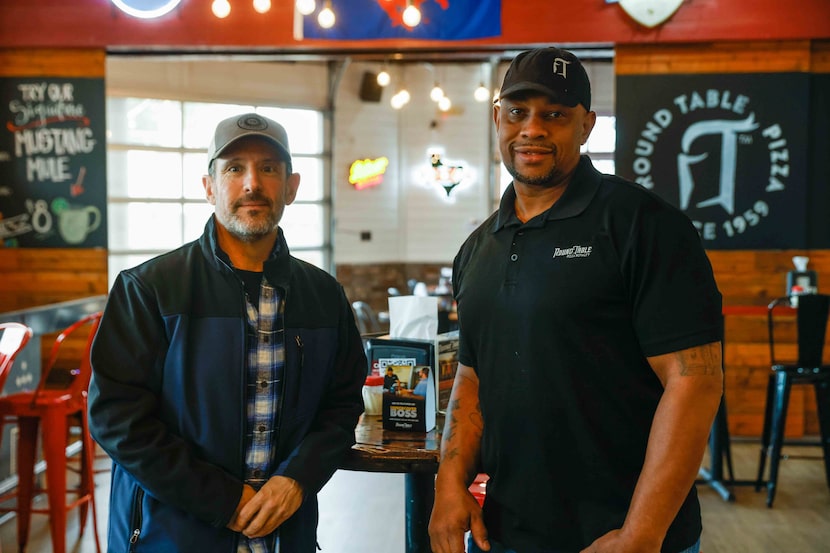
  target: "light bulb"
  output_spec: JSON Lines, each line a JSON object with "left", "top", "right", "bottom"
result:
{"left": 318, "top": 5, "right": 335, "bottom": 28}
{"left": 474, "top": 83, "right": 490, "bottom": 102}
{"left": 295, "top": 0, "right": 315, "bottom": 16}
{"left": 398, "top": 88, "right": 411, "bottom": 105}
{"left": 391, "top": 92, "right": 406, "bottom": 109}
{"left": 402, "top": 4, "right": 421, "bottom": 27}
{"left": 212, "top": 0, "right": 231, "bottom": 18}
{"left": 376, "top": 70, "right": 390, "bottom": 87}
{"left": 430, "top": 84, "right": 444, "bottom": 102}
{"left": 438, "top": 96, "right": 451, "bottom": 112}
{"left": 253, "top": 0, "right": 271, "bottom": 14}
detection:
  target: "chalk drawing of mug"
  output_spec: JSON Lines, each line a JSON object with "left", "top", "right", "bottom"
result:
{"left": 57, "top": 204, "right": 101, "bottom": 245}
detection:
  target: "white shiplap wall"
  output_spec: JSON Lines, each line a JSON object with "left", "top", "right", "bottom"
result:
{"left": 105, "top": 55, "right": 614, "bottom": 266}
{"left": 333, "top": 62, "right": 493, "bottom": 264}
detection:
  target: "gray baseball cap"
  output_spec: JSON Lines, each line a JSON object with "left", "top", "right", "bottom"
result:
{"left": 207, "top": 113, "right": 292, "bottom": 170}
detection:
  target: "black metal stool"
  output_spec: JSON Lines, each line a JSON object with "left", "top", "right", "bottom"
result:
{"left": 755, "top": 293, "right": 830, "bottom": 507}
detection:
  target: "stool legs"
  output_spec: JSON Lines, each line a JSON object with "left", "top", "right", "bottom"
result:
{"left": 42, "top": 410, "right": 69, "bottom": 553}
{"left": 756, "top": 373, "right": 776, "bottom": 491}
{"left": 765, "top": 370, "right": 793, "bottom": 508}
{"left": 10, "top": 411, "right": 101, "bottom": 553}
{"left": 815, "top": 380, "right": 830, "bottom": 489}
{"left": 79, "top": 408, "right": 102, "bottom": 553}
{"left": 15, "top": 417, "right": 39, "bottom": 552}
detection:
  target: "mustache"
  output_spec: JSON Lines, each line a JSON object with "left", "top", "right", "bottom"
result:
{"left": 232, "top": 194, "right": 273, "bottom": 210}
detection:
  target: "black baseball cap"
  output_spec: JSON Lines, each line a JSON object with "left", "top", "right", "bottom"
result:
{"left": 207, "top": 113, "right": 292, "bottom": 171}
{"left": 499, "top": 47, "right": 592, "bottom": 111}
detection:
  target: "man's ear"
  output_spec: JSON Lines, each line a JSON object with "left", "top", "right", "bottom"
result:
{"left": 581, "top": 110, "right": 597, "bottom": 146}
{"left": 203, "top": 174, "right": 216, "bottom": 205}
{"left": 284, "top": 172, "right": 301, "bottom": 205}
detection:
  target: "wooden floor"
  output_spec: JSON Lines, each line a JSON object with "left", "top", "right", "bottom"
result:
{"left": 1, "top": 440, "right": 828, "bottom": 553}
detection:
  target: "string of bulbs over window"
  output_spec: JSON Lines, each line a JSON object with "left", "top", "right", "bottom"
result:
{"left": 378, "top": 64, "right": 495, "bottom": 111}
{"left": 294, "top": 0, "right": 423, "bottom": 29}
{"left": 207, "top": 1, "right": 496, "bottom": 109}
{"left": 210, "top": 1, "right": 423, "bottom": 28}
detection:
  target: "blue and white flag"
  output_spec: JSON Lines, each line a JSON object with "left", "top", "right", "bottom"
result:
{"left": 296, "top": 0, "right": 501, "bottom": 41}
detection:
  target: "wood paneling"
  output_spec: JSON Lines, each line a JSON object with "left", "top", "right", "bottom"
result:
{"left": 616, "top": 41, "right": 813, "bottom": 75}
{"left": 0, "top": 248, "right": 107, "bottom": 313}
{"left": 812, "top": 40, "right": 830, "bottom": 72}
{"left": 709, "top": 250, "right": 830, "bottom": 437}
{"left": 0, "top": 48, "right": 105, "bottom": 77}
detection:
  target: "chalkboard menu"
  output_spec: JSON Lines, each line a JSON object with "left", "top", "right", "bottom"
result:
{"left": 0, "top": 77, "right": 107, "bottom": 248}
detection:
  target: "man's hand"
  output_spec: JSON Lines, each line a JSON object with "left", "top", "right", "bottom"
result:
{"left": 580, "top": 528, "right": 661, "bottom": 553}
{"left": 227, "top": 484, "right": 257, "bottom": 533}
{"left": 229, "top": 476, "right": 305, "bottom": 539}
{"left": 428, "top": 486, "right": 489, "bottom": 553}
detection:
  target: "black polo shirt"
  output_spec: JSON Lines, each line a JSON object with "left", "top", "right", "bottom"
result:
{"left": 452, "top": 156, "right": 722, "bottom": 553}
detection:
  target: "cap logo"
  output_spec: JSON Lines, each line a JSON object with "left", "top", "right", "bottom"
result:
{"left": 552, "top": 58, "right": 571, "bottom": 79}
{"left": 237, "top": 115, "right": 267, "bottom": 131}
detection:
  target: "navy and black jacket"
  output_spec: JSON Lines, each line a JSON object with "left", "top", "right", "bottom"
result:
{"left": 88, "top": 216, "right": 367, "bottom": 552}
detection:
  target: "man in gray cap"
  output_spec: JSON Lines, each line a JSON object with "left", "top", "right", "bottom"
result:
{"left": 89, "top": 113, "right": 366, "bottom": 552}
{"left": 429, "top": 48, "right": 723, "bottom": 553}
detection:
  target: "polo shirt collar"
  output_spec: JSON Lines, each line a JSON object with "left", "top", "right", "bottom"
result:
{"left": 494, "top": 155, "right": 601, "bottom": 232}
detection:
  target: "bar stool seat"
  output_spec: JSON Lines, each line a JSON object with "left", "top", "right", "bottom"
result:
{"left": 0, "top": 312, "right": 103, "bottom": 553}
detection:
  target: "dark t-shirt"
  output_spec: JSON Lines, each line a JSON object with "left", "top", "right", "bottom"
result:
{"left": 452, "top": 156, "right": 722, "bottom": 553}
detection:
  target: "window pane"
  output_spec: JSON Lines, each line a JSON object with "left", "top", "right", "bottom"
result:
{"left": 586, "top": 116, "right": 616, "bottom": 153}
{"left": 107, "top": 98, "right": 182, "bottom": 147}
{"left": 184, "top": 203, "right": 215, "bottom": 243}
{"left": 293, "top": 157, "right": 323, "bottom": 201}
{"left": 108, "top": 202, "right": 183, "bottom": 250}
{"left": 499, "top": 163, "right": 511, "bottom": 197}
{"left": 183, "top": 152, "right": 208, "bottom": 199}
{"left": 291, "top": 249, "right": 325, "bottom": 270}
{"left": 109, "top": 253, "right": 157, "bottom": 288}
{"left": 108, "top": 150, "right": 183, "bottom": 199}
{"left": 592, "top": 159, "right": 616, "bottom": 175}
{"left": 256, "top": 107, "right": 322, "bottom": 154}
{"left": 182, "top": 102, "right": 255, "bottom": 149}
{"left": 281, "top": 204, "right": 325, "bottom": 248}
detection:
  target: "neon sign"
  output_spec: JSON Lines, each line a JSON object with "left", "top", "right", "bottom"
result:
{"left": 349, "top": 157, "right": 389, "bottom": 190}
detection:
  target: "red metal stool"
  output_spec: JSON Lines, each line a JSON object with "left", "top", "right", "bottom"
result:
{"left": 0, "top": 312, "right": 103, "bottom": 553}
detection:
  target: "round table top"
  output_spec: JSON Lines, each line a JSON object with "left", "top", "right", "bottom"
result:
{"left": 340, "top": 414, "right": 443, "bottom": 474}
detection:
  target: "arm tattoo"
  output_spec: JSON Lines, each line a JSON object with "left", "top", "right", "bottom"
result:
{"left": 678, "top": 344, "right": 719, "bottom": 376}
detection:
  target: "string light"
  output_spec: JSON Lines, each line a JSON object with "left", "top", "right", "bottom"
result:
{"left": 402, "top": 1, "right": 421, "bottom": 27}
{"left": 474, "top": 83, "right": 491, "bottom": 102}
{"left": 253, "top": 0, "right": 271, "bottom": 14}
{"left": 430, "top": 83, "right": 444, "bottom": 102}
{"left": 212, "top": 0, "right": 231, "bottom": 18}
{"left": 295, "top": 0, "right": 315, "bottom": 16}
{"left": 377, "top": 68, "right": 391, "bottom": 87}
{"left": 318, "top": 0, "right": 335, "bottom": 28}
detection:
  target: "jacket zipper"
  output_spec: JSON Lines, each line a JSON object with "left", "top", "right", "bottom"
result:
{"left": 293, "top": 335, "right": 304, "bottom": 406}
{"left": 128, "top": 487, "right": 144, "bottom": 553}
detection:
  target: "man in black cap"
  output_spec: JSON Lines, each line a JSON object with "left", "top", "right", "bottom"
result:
{"left": 89, "top": 113, "right": 366, "bottom": 552}
{"left": 429, "top": 48, "right": 723, "bottom": 553}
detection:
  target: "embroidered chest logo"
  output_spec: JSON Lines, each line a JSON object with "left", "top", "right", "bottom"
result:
{"left": 553, "top": 245, "right": 593, "bottom": 259}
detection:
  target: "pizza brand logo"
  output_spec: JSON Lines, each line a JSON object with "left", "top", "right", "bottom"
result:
{"left": 628, "top": 88, "right": 791, "bottom": 243}
{"left": 553, "top": 245, "right": 593, "bottom": 259}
